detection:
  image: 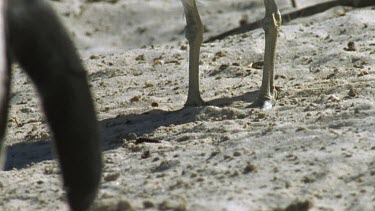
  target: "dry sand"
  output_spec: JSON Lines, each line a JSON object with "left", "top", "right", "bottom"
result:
{"left": 1, "top": 0, "right": 374, "bottom": 210}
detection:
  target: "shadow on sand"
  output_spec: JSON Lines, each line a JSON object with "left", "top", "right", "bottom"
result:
{"left": 3, "top": 90, "right": 258, "bottom": 170}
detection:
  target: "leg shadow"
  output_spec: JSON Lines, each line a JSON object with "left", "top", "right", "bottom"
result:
{"left": 3, "top": 90, "right": 259, "bottom": 170}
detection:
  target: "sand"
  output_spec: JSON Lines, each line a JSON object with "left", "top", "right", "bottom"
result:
{"left": 1, "top": 0, "right": 374, "bottom": 210}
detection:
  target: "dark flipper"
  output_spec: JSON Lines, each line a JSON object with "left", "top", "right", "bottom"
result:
{"left": 7, "top": 0, "right": 102, "bottom": 210}
{"left": 0, "top": 0, "right": 10, "bottom": 169}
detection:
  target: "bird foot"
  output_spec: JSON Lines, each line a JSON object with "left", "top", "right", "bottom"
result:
{"left": 251, "top": 96, "right": 275, "bottom": 110}
{"left": 184, "top": 96, "right": 205, "bottom": 107}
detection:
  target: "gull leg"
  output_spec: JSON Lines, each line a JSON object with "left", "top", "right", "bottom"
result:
{"left": 0, "top": 0, "right": 10, "bottom": 169}
{"left": 253, "top": 0, "right": 281, "bottom": 109}
{"left": 291, "top": 0, "right": 297, "bottom": 8}
{"left": 8, "top": 0, "right": 102, "bottom": 210}
{"left": 181, "top": 0, "right": 205, "bottom": 107}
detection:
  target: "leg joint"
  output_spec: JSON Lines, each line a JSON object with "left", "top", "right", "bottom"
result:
{"left": 263, "top": 10, "right": 282, "bottom": 32}
{"left": 185, "top": 20, "right": 203, "bottom": 44}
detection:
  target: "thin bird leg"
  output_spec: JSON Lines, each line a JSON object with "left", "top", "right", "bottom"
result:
{"left": 253, "top": 0, "right": 281, "bottom": 109}
{"left": 181, "top": 0, "right": 205, "bottom": 106}
{"left": 291, "top": 0, "right": 297, "bottom": 8}
{"left": 8, "top": 0, "right": 102, "bottom": 210}
{"left": 0, "top": 0, "right": 10, "bottom": 169}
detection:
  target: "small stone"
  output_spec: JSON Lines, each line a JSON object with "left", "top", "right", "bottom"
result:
{"left": 104, "top": 172, "right": 120, "bottom": 182}
{"left": 214, "top": 51, "right": 225, "bottom": 58}
{"left": 328, "top": 95, "right": 340, "bottom": 102}
{"left": 143, "top": 200, "right": 154, "bottom": 208}
{"left": 258, "top": 112, "right": 266, "bottom": 119}
{"left": 117, "top": 200, "right": 133, "bottom": 211}
{"left": 348, "top": 87, "right": 357, "bottom": 97}
{"left": 243, "top": 163, "right": 257, "bottom": 174}
{"left": 135, "top": 54, "right": 145, "bottom": 61}
{"left": 233, "top": 151, "right": 242, "bottom": 157}
{"left": 90, "top": 55, "right": 98, "bottom": 59}
{"left": 144, "top": 82, "right": 154, "bottom": 88}
{"left": 130, "top": 96, "right": 140, "bottom": 103}
{"left": 158, "top": 198, "right": 186, "bottom": 211}
{"left": 141, "top": 150, "right": 151, "bottom": 159}
{"left": 344, "top": 41, "right": 356, "bottom": 51}
{"left": 251, "top": 61, "right": 264, "bottom": 69}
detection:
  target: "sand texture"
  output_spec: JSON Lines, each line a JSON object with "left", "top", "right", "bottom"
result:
{"left": 1, "top": 0, "right": 374, "bottom": 210}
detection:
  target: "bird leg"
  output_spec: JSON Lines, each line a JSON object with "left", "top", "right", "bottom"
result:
{"left": 291, "top": 0, "right": 297, "bottom": 8}
{"left": 7, "top": 0, "right": 102, "bottom": 210}
{"left": 181, "top": 0, "right": 205, "bottom": 107}
{"left": 253, "top": 0, "right": 281, "bottom": 109}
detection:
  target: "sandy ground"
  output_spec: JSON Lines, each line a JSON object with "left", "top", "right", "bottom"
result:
{"left": 1, "top": 0, "right": 375, "bottom": 210}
